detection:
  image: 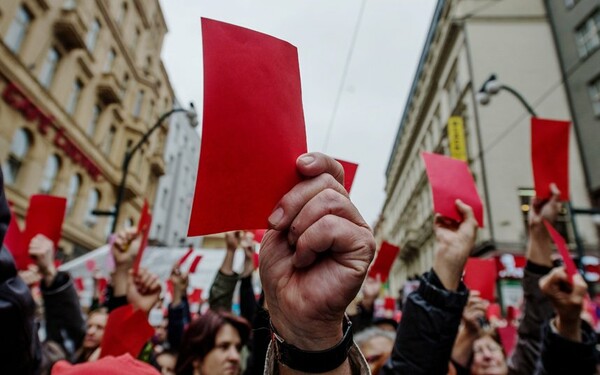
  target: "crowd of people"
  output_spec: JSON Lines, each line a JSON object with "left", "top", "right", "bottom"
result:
{"left": 0, "top": 153, "right": 597, "bottom": 374}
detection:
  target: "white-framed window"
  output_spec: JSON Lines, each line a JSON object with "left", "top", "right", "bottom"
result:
{"left": 39, "top": 47, "right": 60, "bottom": 88}
{"left": 4, "top": 5, "right": 32, "bottom": 53}
{"left": 40, "top": 154, "right": 61, "bottom": 194}
{"left": 575, "top": 10, "right": 600, "bottom": 58}
{"left": 103, "top": 48, "right": 116, "bottom": 72}
{"left": 2, "top": 128, "right": 31, "bottom": 185}
{"left": 66, "top": 173, "right": 81, "bottom": 214}
{"left": 116, "top": 2, "right": 128, "bottom": 28}
{"left": 133, "top": 90, "right": 144, "bottom": 117}
{"left": 589, "top": 77, "right": 600, "bottom": 116}
{"left": 103, "top": 126, "right": 116, "bottom": 155}
{"left": 84, "top": 189, "right": 100, "bottom": 227}
{"left": 87, "top": 104, "right": 101, "bottom": 137}
{"left": 86, "top": 18, "right": 101, "bottom": 52}
{"left": 66, "top": 79, "right": 83, "bottom": 115}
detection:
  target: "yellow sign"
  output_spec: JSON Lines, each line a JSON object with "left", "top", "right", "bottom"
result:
{"left": 447, "top": 116, "right": 467, "bottom": 161}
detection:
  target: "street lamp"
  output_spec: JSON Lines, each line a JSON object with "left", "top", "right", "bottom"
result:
{"left": 94, "top": 103, "right": 199, "bottom": 234}
{"left": 476, "top": 73, "right": 598, "bottom": 271}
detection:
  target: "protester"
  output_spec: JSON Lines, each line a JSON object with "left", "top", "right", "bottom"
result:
{"left": 175, "top": 309, "right": 250, "bottom": 375}
{"left": 471, "top": 334, "right": 509, "bottom": 375}
{"left": 73, "top": 308, "right": 107, "bottom": 363}
{"left": 354, "top": 327, "right": 395, "bottom": 374}
{"left": 155, "top": 350, "right": 177, "bottom": 375}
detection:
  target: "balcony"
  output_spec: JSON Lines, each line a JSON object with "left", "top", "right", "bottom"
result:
{"left": 149, "top": 153, "right": 166, "bottom": 176}
{"left": 97, "top": 73, "right": 121, "bottom": 105}
{"left": 53, "top": 7, "right": 86, "bottom": 51}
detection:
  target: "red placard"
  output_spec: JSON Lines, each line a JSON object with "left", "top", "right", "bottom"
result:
{"left": 99, "top": 304, "right": 154, "bottom": 359}
{"left": 177, "top": 247, "right": 194, "bottom": 267}
{"left": 531, "top": 118, "right": 570, "bottom": 200}
{"left": 187, "top": 18, "right": 307, "bottom": 236}
{"left": 463, "top": 257, "right": 497, "bottom": 302}
{"left": 188, "top": 255, "right": 203, "bottom": 273}
{"left": 368, "top": 242, "right": 400, "bottom": 283}
{"left": 544, "top": 220, "right": 578, "bottom": 282}
{"left": 188, "top": 288, "right": 203, "bottom": 305}
{"left": 335, "top": 159, "right": 359, "bottom": 193}
{"left": 422, "top": 152, "right": 484, "bottom": 227}
{"left": 132, "top": 201, "right": 152, "bottom": 274}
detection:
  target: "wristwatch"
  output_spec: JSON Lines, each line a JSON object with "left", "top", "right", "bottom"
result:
{"left": 272, "top": 316, "right": 353, "bottom": 373}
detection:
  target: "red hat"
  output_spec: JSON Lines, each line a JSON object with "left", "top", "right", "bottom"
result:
{"left": 51, "top": 354, "right": 159, "bottom": 374}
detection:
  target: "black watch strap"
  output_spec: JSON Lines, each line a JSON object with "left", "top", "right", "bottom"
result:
{"left": 272, "top": 317, "right": 353, "bottom": 373}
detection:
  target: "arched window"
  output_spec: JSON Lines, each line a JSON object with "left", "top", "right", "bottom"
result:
{"left": 66, "top": 174, "right": 81, "bottom": 214}
{"left": 40, "top": 154, "right": 61, "bottom": 193}
{"left": 84, "top": 188, "right": 100, "bottom": 228}
{"left": 2, "top": 128, "right": 31, "bottom": 185}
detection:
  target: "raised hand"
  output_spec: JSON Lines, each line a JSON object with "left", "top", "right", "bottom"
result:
{"left": 169, "top": 264, "right": 189, "bottom": 306}
{"left": 529, "top": 183, "right": 562, "bottom": 227}
{"left": 462, "top": 290, "right": 489, "bottom": 334}
{"left": 111, "top": 227, "right": 141, "bottom": 268}
{"left": 361, "top": 276, "right": 382, "bottom": 310}
{"left": 28, "top": 234, "right": 57, "bottom": 286}
{"left": 127, "top": 268, "right": 161, "bottom": 313}
{"left": 432, "top": 200, "right": 478, "bottom": 291}
{"left": 259, "top": 152, "right": 376, "bottom": 351}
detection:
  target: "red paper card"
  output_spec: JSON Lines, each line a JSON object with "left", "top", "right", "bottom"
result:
{"left": 188, "top": 255, "right": 203, "bottom": 273}
{"left": 177, "top": 247, "right": 194, "bottom": 267}
{"left": 335, "top": 159, "right": 359, "bottom": 193}
{"left": 187, "top": 18, "right": 308, "bottom": 236}
{"left": 99, "top": 304, "right": 154, "bottom": 359}
{"left": 544, "top": 220, "right": 578, "bottom": 281}
{"left": 531, "top": 118, "right": 570, "bottom": 200}
{"left": 368, "top": 241, "right": 400, "bottom": 283}
{"left": 497, "top": 324, "right": 518, "bottom": 357}
{"left": 74, "top": 277, "right": 84, "bottom": 292}
{"left": 188, "top": 288, "right": 203, "bottom": 304}
{"left": 422, "top": 152, "right": 484, "bottom": 227}
{"left": 133, "top": 200, "right": 152, "bottom": 273}
{"left": 463, "top": 257, "right": 497, "bottom": 302}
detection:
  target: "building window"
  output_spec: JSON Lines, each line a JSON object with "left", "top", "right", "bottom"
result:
{"left": 103, "top": 48, "right": 116, "bottom": 72}
{"left": 133, "top": 90, "right": 144, "bottom": 117}
{"left": 86, "top": 18, "right": 101, "bottom": 52}
{"left": 66, "top": 174, "right": 81, "bottom": 214}
{"left": 84, "top": 189, "right": 100, "bottom": 227}
{"left": 39, "top": 47, "right": 61, "bottom": 89}
{"left": 575, "top": 10, "right": 600, "bottom": 58}
{"left": 120, "top": 73, "right": 129, "bottom": 99}
{"left": 2, "top": 128, "right": 31, "bottom": 185}
{"left": 588, "top": 77, "right": 600, "bottom": 116}
{"left": 87, "top": 104, "right": 101, "bottom": 137}
{"left": 66, "top": 79, "right": 83, "bottom": 115}
{"left": 147, "top": 99, "right": 155, "bottom": 122}
{"left": 130, "top": 27, "right": 140, "bottom": 55}
{"left": 4, "top": 5, "right": 32, "bottom": 54}
{"left": 40, "top": 154, "right": 61, "bottom": 194}
{"left": 161, "top": 188, "right": 168, "bottom": 208}
{"left": 103, "top": 126, "right": 116, "bottom": 155}
{"left": 116, "top": 2, "right": 128, "bottom": 28}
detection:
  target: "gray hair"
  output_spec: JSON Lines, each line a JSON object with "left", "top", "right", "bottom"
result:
{"left": 354, "top": 327, "right": 396, "bottom": 348}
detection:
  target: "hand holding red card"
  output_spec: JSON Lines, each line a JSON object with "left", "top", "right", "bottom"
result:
{"left": 544, "top": 220, "right": 578, "bottom": 282}
{"left": 463, "top": 257, "right": 497, "bottom": 302}
{"left": 422, "top": 152, "right": 484, "bottom": 227}
{"left": 187, "top": 18, "right": 307, "bottom": 236}
{"left": 335, "top": 159, "right": 359, "bottom": 193}
{"left": 132, "top": 201, "right": 152, "bottom": 274}
{"left": 368, "top": 241, "right": 400, "bottom": 283}
{"left": 531, "top": 118, "right": 570, "bottom": 200}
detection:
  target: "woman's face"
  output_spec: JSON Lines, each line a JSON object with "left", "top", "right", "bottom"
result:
{"left": 471, "top": 335, "right": 508, "bottom": 375}
{"left": 83, "top": 312, "right": 107, "bottom": 349}
{"left": 197, "top": 324, "right": 242, "bottom": 375}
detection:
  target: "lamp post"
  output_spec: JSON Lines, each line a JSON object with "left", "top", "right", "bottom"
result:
{"left": 476, "top": 73, "right": 598, "bottom": 271}
{"left": 94, "top": 103, "right": 199, "bottom": 234}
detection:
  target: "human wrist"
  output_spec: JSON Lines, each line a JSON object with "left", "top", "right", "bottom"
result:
{"left": 42, "top": 266, "right": 57, "bottom": 286}
{"left": 271, "top": 315, "right": 344, "bottom": 351}
{"left": 433, "top": 255, "right": 464, "bottom": 291}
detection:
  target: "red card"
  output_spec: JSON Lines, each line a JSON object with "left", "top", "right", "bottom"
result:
{"left": 188, "top": 255, "right": 203, "bottom": 273}
{"left": 166, "top": 279, "right": 174, "bottom": 300}
{"left": 97, "top": 277, "right": 108, "bottom": 304}
{"left": 187, "top": 18, "right": 308, "bottom": 236}
{"left": 74, "top": 277, "right": 84, "bottom": 292}
{"left": 177, "top": 247, "right": 194, "bottom": 267}
{"left": 497, "top": 324, "right": 517, "bottom": 357}
{"left": 132, "top": 200, "right": 152, "bottom": 273}
{"left": 99, "top": 304, "right": 154, "bottom": 358}
{"left": 335, "top": 159, "right": 359, "bottom": 193}
{"left": 384, "top": 297, "right": 396, "bottom": 311}
{"left": 544, "top": 220, "right": 578, "bottom": 282}
{"left": 463, "top": 257, "right": 497, "bottom": 302}
{"left": 368, "top": 241, "right": 400, "bottom": 283}
{"left": 422, "top": 152, "right": 484, "bottom": 227}
{"left": 188, "top": 288, "right": 203, "bottom": 304}
{"left": 252, "top": 229, "right": 267, "bottom": 244}
{"left": 85, "top": 259, "right": 96, "bottom": 273}
{"left": 253, "top": 252, "right": 260, "bottom": 269}
{"left": 531, "top": 118, "right": 570, "bottom": 200}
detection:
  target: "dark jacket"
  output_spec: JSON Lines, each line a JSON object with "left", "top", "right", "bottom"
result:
{"left": 208, "top": 270, "right": 238, "bottom": 311}
{"left": 0, "top": 169, "right": 42, "bottom": 374}
{"left": 508, "top": 261, "right": 555, "bottom": 375}
{"left": 167, "top": 296, "right": 191, "bottom": 352}
{"left": 381, "top": 270, "right": 469, "bottom": 375}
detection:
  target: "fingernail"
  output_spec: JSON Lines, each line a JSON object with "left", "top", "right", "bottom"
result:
{"left": 268, "top": 207, "right": 284, "bottom": 227}
{"left": 298, "top": 154, "right": 315, "bottom": 166}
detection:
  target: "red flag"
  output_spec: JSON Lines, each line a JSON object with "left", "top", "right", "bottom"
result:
{"left": 188, "top": 255, "right": 203, "bottom": 273}
{"left": 422, "top": 152, "right": 484, "bottom": 227}
{"left": 187, "top": 18, "right": 307, "bottom": 236}
{"left": 132, "top": 200, "right": 152, "bottom": 274}
{"left": 368, "top": 242, "right": 400, "bottom": 283}
{"left": 463, "top": 257, "right": 497, "bottom": 302}
{"left": 99, "top": 304, "right": 154, "bottom": 358}
{"left": 544, "top": 220, "right": 578, "bottom": 282}
{"left": 531, "top": 118, "right": 570, "bottom": 200}
{"left": 335, "top": 159, "right": 359, "bottom": 193}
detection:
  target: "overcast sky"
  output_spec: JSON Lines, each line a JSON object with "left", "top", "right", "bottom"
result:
{"left": 158, "top": 0, "right": 437, "bottom": 227}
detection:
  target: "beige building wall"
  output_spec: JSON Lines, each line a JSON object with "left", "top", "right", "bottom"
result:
{"left": 0, "top": 0, "right": 174, "bottom": 258}
{"left": 377, "top": 0, "right": 598, "bottom": 296}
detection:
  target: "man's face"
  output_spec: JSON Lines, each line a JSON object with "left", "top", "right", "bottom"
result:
{"left": 154, "top": 318, "right": 168, "bottom": 343}
{"left": 83, "top": 312, "right": 108, "bottom": 349}
{"left": 359, "top": 335, "right": 394, "bottom": 374}
{"left": 198, "top": 324, "right": 242, "bottom": 375}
